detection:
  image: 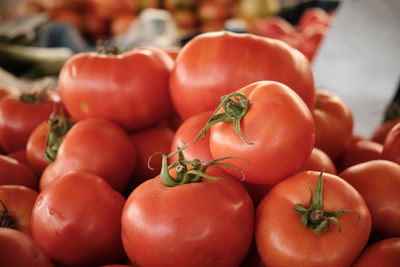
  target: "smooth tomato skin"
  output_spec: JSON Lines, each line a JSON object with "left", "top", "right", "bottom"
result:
{"left": 26, "top": 122, "right": 49, "bottom": 176}
{"left": 336, "top": 139, "right": 383, "bottom": 172}
{"left": 170, "top": 31, "right": 315, "bottom": 119}
{"left": 382, "top": 122, "right": 400, "bottom": 164}
{"left": 7, "top": 149, "right": 31, "bottom": 168}
{"left": 169, "top": 111, "right": 214, "bottom": 163}
{"left": 0, "top": 94, "right": 60, "bottom": 153}
{"left": 0, "top": 155, "right": 37, "bottom": 189}
{"left": 298, "top": 7, "right": 331, "bottom": 33}
{"left": 255, "top": 171, "right": 371, "bottom": 267}
{"left": 0, "top": 185, "right": 38, "bottom": 237}
{"left": 313, "top": 90, "right": 354, "bottom": 160}
{"left": 371, "top": 118, "right": 400, "bottom": 144}
{"left": 301, "top": 147, "right": 337, "bottom": 174}
{"left": 59, "top": 46, "right": 174, "bottom": 132}
{"left": 0, "top": 228, "right": 55, "bottom": 267}
{"left": 39, "top": 118, "right": 136, "bottom": 192}
{"left": 121, "top": 169, "right": 254, "bottom": 267}
{"left": 32, "top": 171, "right": 126, "bottom": 266}
{"left": 128, "top": 126, "right": 175, "bottom": 187}
{"left": 339, "top": 160, "right": 400, "bottom": 238}
{"left": 352, "top": 238, "right": 400, "bottom": 267}
{"left": 210, "top": 81, "right": 315, "bottom": 185}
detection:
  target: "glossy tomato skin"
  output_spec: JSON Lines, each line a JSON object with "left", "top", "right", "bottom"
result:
{"left": 301, "top": 147, "right": 337, "bottom": 174}
{"left": 59, "top": 46, "right": 174, "bottom": 132}
{"left": 170, "top": 31, "right": 315, "bottom": 119}
{"left": 255, "top": 171, "right": 371, "bottom": 267}
{"left": 352, "top": 237, "right": 400, "bottom": 267}
{"left": 339, "top": 160, "right": 400, "bottom": 238}
{"left": 0, "top": 228, "right": 55, "bottom": 267}
{"left": 0, "top": 93, "right": 60, "bottom": 153}
{"left": 210, "top": 81, "right": 315, "bottom": 185}
{"left": 0, "top": 155, "right": 37, "bottom": 189}
{"left": 121, "top": 169, "right": 254, "bottom": 267}
{"left": 26, "top": 122, "right": 49, "bottom": 176}
{"left": 371, "top": 118, "right": 400, "bottom": 144}
{"left": 32, "top": 171, "right": 126, "bottom": 266}
{"left": 0, "top": 185, "right": 38, "bottom": 237}
{"left": 382, "top": 122, "right": 400, "bottom": 164}
{"left": 313, "top": 90, "right": 354, "bottom": 160}
{"left": 39, "top": 118, "right": 136, "bottom": 192}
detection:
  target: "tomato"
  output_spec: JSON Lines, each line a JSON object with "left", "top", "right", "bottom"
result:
{"left": 336, "top": 139, "right": 383, "bottom": 172}
{"left": 0, "top": 185, "right": 38, "bottom": 237}
{"left": 39, "top": 118, "right": 136, "bottom": 192}
{"left": 121, "top": 151, "right": 254, "bottom": 267}
{"left": 371, "top": 118, "right": 400, "bottom": 143}
{"left": 256, "top": 171, "right": 371, "bottom": 267}
{"left": 301, "top": 147, "right": 337, "bottom": 174}
{"left": 59, "top": 46, "right": 174, "bottom": 132}
{"left": 7, "top": 149, "right": 31, "bottom": 168}
{"left": 110, "top": 13, "right": 136, "bottom": 36}
{"left": 0, "top": 90, "right": 61, "bottom": 153}
{"left": 382, "top": 121, "right": 400, "bottom": 164}
{"left": 0, "top": 228, "right": 55, "bottom": 267}
{"left": 256, "top": 16, "right": 301, "bottom": 48}
{"left": 298, "top": 24, "right": 327, "bottom": 62}
{"left": 32, "top": 171, "right": 126, "bottom": 266}
{"left": 26, "top": 122, "right": 49, "bottom": 176}
{"left": 339, "top": 160, "right": 400, "bottom": 238}
{"left": 298, "top": 7, "right": 331, "bottom": 33}
{"left": 313, "top": 90, "right": 354, "bottom": 160}
{"left": 128, "top": 126, "right": 174, "bottom": 188}
{"left": 352, "top": 237, "right": 400, "bottom": 267}
{"left": 207, "top": 81, "right": 315, "bottom": 185}
{"left": 0, "top": 155, "right": 37, "bottom": 189}
{"left": 170, "top": 31, "right": 315, "bottom": 119}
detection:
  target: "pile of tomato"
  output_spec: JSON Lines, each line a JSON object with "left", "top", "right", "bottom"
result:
{"left": 0, "top": 30, "right": 399, "bottom": 267}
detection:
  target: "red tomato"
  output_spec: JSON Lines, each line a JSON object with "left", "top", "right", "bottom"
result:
{"left": 32, "top": 171, "right": 126, "bottom": 266}
{"left": 197, "top": 0, "right": 230, "bottom": 21}
{"left": 242, "top": 181, "right": 273, "bottom": 208}
{"left": 39, "top": 118, "right": 136, "bottom": 192}
{"left": 7, "top": 149, "right": 31, "bottom": 168}
{"left": 26, "top": 122, "right": 49, "bottom": 176}
{"left": 170, "top": 31, "right": 315, "bottom": 119}
{"left": 382, "top": 121, "right": 400, "bottom": 164}
{"left": 0, "top": 228, "right": 55, "bottom": 267}
{"left": 0, "top": 90, "right": 61, "bottom": 153}
{"left": 128, "top": 126, "right": 174, "bottom": 187}
{"left": 59, "top": 46, "right": 174, "bottom": 132}
{"left": 337, "top": 139, "right": 383, "bottom": 172}
{"left": 111, "top": 13, "right": 136, "bottom": 36}
{"left": 313, "top": 90, "right": 354, "bottom": 160}
{"left": 209, "top": 81, "right": 315, "bottom": 185}
{"left": 298, "top": 24, "right": 327, "bottom": 62}
{"left": 339, "top": 160, "right": 400, "bottom": 238}
{"left": 0, "top": 155, "right": 37, "bottom": 189}
{"left": 257, "top": 16, "right": 301, "bottom": 48}
{"left": 298, "top": 7, "right": 331, "bottom": 33}
{"left": 371, "top": 118, "right": 400, "bottom": 144}
{"left": 301, "top": 147, "right": 337, "bottom": 174}
{"left": 352, "top": 237, "right": 400, "bottom": 267}
{"left": 0, "top": 185, "right": 38, "bottom": 237}
{"left": 121, "top": 165, "right": 254, "bottom": 267}
{"left": 256, "top": 171, "right": 371, "bottom": 267}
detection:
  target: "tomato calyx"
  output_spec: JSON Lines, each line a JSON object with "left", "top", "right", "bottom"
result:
{"left": 0, "top": 200, "right": 15, "bottom": 229}
{"left": 45, "top": 110, "right": 74, "bottom": 163}
{"left": 194, "top": 92, "right": 253, "bottom": 145}
{"left": 96, "top": 40, "right": 121, "bottom": 56}
{"left": 150, "top": 145, "right": 246, "bottom": 187}
{"left": 19, "top": 89, "right": 47, "bottom": 104}
{"left": 294, "top": 172, "right": 360, "bottom": 234}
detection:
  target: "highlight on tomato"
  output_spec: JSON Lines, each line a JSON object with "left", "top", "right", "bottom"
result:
{"left": 0, "top": 155, "right": 37, "bottom": 190}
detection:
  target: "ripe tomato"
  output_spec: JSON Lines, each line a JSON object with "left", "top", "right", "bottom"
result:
{"left": 257, "top": 16, "right": 301, "bottom": 48}
{"left": 256, "top": 171, "right": 371, "bottom": 267}
{"left": 39, "top": 118, "right": 136, "bottom": 192}
{"left": 301, "top": 147, "right": 337, "bottom": 174}
{"left": 32, "top": 171, "right": 126, "bottom": 266}
{"left": 121, "top": 154, "right": 254, "bottom": 267}
{"left": 298, "top": 7, "right": 331, "bottom": 33}
{"left": 339, "top": 160, "right": 400, "bottom": 238}
{"left": 0, "top": 185, "right": 38, "bottom": 237}
{"left": 371, "top": 118, "right": 400, "bottom": 144}
{"left": 0, "top": 155, "right": 37, "bottom": 189}
{"left": 208, "top": 81, "right": 315, "bottom": 185}
{"left": 0, "top": 90, "right": 61, "bottom": 153}
{"left": 313, "top": 90, "right": 354, "bottom": 160}
{"left": 7, "top": 149, "right": 31, "bottom": 168}
{"left": 26, "top": 122, "right": 49, "bottom": 176}
{"left": 59, "top": 46, "right": 174, "bottom": 132}
{"left": 337, "top": 139, "right": 383, "bottom": 172}
{"left": 352, "top": 237, "right": 400, "bottom": 267}
{"left": 382, "top": 121, "right": 400, "bottom": 164}
{"left": 170, "top": 31, "right": 315, "bottom": 119}
{"left": 0, "top": 228, "right": 55, "bottom": 267}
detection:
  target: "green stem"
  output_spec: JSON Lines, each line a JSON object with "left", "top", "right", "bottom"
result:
{"left": 19, "top": 89, "right": 47, "bottom": 104}
{"left": 294, "top": 172, "right": 360, "bottom": 234}
{"left": 96, "top": 40, "right": 121, "bottom": 56}
{"left": 194, "top": 92, "right": 252, "bottom": 145}
{"left": 0, "top": 200, "right": 15, "bottom": 229}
